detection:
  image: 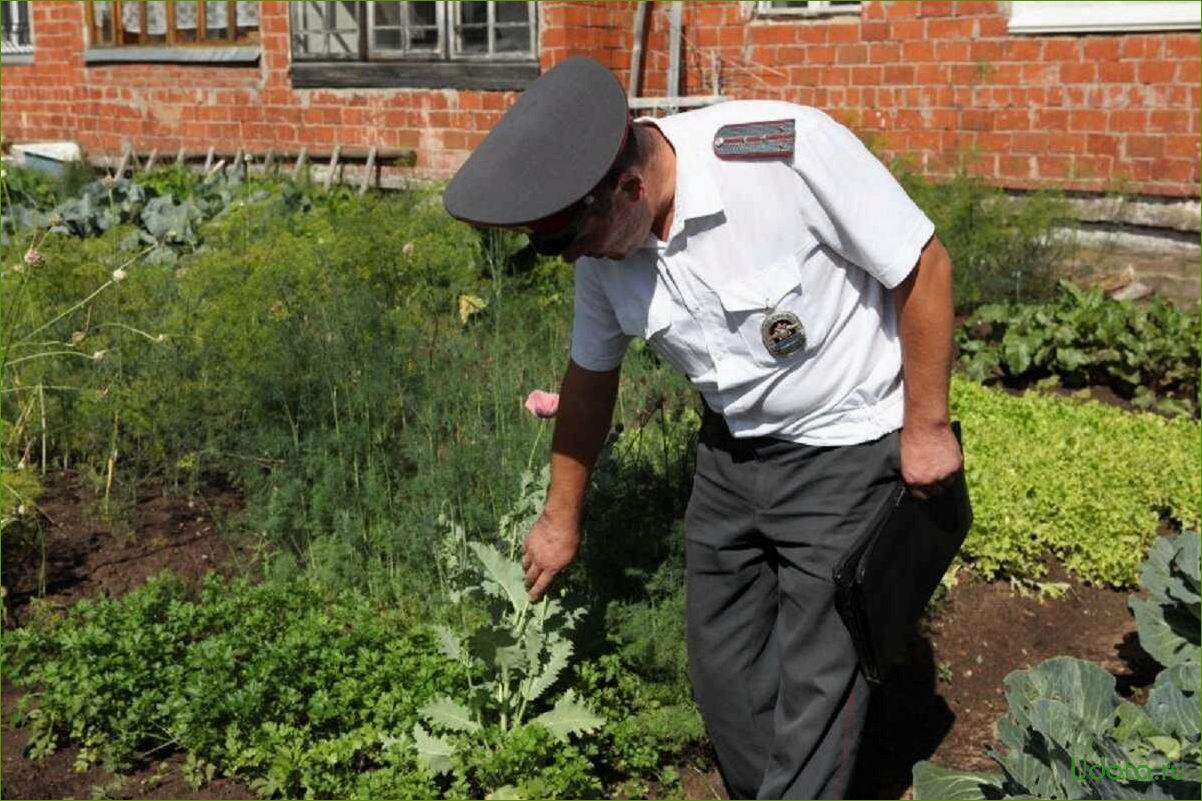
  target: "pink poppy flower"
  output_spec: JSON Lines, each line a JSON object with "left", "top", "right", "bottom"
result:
{"left": 524, "top": 390, "right": 559, "bottom": 419}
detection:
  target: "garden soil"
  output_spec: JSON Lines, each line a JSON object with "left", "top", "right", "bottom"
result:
{"left": 2, "top": 471, "right": 258, "bottom": 800}
{"left": 2, "top": 471, "right": 1161, "bottom": 801}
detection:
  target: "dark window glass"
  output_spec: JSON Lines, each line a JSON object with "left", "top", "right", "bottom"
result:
{"left": 2, "top": 0, "right": 33, "bottom": 51}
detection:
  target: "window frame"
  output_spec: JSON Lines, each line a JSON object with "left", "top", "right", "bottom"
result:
{"left": 86, "top": 1, "right": 260, "bottom": 47}
{"left": 1, "top": 0, "right": 33, "bottom": 63}
{"left": 1007, "top": 1, "right": 1201, "bottom": 34}
{"left": 366, "top": 0, "right": 447, "bottom": 61}
{"left": 447, "top": 1, "right": 538, "bottom": 61}
{"left": 82, "top": 1, "right": 262, "bottom": 65}
{"left": 289, "top": 1, "right": 540, "bottom": 91}
{"left": 753, "top": 1, "right": 863, "bottom": 18}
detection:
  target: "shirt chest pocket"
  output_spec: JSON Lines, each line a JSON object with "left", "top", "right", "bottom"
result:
{"left": 611, "top": 273, "right": 692, "bottom": 371}
{"left": 709, "top": 249, "right": 823, "bottom": 369}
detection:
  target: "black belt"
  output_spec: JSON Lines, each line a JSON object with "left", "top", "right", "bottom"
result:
{"left": 699, "top": 400, "right": 792, "bottom": 455}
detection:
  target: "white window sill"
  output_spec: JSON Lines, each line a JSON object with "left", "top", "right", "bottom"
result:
{"left": 1008, "top": 1, "right": 1201, "bottom": 34}
{"left": 0, "top": 51, "right": 33, "bottom": 64}
{"left": 84, "top": 46, "right": 260, "bottom": 65}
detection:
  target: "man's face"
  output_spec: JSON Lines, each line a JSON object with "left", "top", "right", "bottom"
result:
{"left": 560, "top": 173, "right": 654, "bottom": 263}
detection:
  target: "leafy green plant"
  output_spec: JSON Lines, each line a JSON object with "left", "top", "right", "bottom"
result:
{"left": 420, "top": 537, "right": 601, "bottom": 741}
{"left": 950, "top": 378, "right": 1199, "bottom": 588}
{"left": 913, "top": 658, "right": 1199, "bottom": 799}
{"left": 1, "top": 167, "right": 60, "bottom": 236}
{"left": 913, "top": 532, "right": 1202, "bottom": 800}
{"left": 1, "top": 459, "right": 46, "bottom": 619}
{"left": 957, "top": 281, "right": 1200, "bottom": 416}
{"left": 1129, "top": 532, "right": 1200, "bottom": 670}
{"left": 443, "top": 723, "right": 602, "bottom": 800}
{"left": 1, "top": 163, "right": 99, "bottom": 238}
{"left": 415, "top": 475, "right": 604, "bottom": 795}
{"left": 604, "top": 531, "right": 692, "bottom": 701}
{"left": 894, "top": 164, "right": 1076, "bottom": 312}
{"left": 50, "top": 177, "right": 149, "bottom": 238}
{"left": 3, "top": 572, "right": 456, "bottom": 797}
{"left": 571, "top": 651, "right": 705, "bottom": 781}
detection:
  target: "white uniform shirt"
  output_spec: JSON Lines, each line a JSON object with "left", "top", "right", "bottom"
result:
{"left": 569, "top": 100, "right": 936, "bottom": 447}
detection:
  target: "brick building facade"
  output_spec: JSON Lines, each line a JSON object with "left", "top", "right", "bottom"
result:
{"left": 1, "top": 1, "right": 1199, "bottom": 199}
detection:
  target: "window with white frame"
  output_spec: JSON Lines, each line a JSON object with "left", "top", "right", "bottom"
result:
{"left": 755, "top": 1, "right": 862, "bottom": 17}
{"left": 1008, "top": 1, "right": 1200, "bottom": 33}
{"left": 1, "top": 0, "right": 32, "bottom": 55}
{"left": 290, "top": 1, "right": 538, "bottom": 89}
{"left": 291, "top": 1, "right": 536, "bottom": 61}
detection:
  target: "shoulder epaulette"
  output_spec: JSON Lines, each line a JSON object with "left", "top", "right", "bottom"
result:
{"left": 713, "top": 119, "right": 796, "bottom": 160}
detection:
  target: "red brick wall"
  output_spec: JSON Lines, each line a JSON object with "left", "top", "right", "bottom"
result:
{"left": 2, "top": 1, "right": 1198, "bottom": 197}
{"left": 0, "top": 1, "right": 514, "bottom": 176}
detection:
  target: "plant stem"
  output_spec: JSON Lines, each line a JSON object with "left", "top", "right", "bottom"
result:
{"left": 5, "top": 351, "right": 103, "bottom": 368}
{"left": 38, "top": 383, "right": 45, "bottom": 476}
{"left": 513, "top": 597, "right": 550, "bottom": 727}
{"left": 18, "top": 244, "right": 155, "bottom": 345}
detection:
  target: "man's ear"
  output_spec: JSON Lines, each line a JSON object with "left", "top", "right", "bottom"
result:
{"left": 617, "top": 172, "right": 644, "bottom": 202}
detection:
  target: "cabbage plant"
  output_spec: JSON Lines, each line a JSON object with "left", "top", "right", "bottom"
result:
{"left": 913, "top": 532, "right": 1201, "bottom": 800}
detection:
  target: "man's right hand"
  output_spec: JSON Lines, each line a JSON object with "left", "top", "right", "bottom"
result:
{"left": 520, "top": 514, "right": 580, "bottom": 601}
{"left": 521, "top": 359, "right": 620, "bottom": 602}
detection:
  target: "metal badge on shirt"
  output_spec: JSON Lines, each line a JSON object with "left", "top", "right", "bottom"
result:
{"left": 761, "top": 310, "right": 806, "bottom": 357}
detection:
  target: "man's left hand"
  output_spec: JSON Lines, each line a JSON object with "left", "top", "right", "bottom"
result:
{"left": 899, "top": 422, "right": 963, "bottom": 500}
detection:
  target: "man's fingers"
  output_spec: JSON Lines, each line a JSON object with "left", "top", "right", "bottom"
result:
{"left": 909, "top": 481, "right": 949, "bottom": 501}
{"left": 521, "top": 551, "right": 531, "bottom": 571}
{"left": 909, "top": 483, "right": 939, "bottom": 501}
{"left": 524, "top": 562, "right": 539, "bottom": 587}
{"left": 528, "top": 570, "right": 556, "bottom": 601}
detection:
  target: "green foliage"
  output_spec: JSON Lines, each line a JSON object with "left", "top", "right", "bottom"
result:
{"left": 951, "top": 378, "right": 1200, "bottom": 588}
{"left": 1129, "top": 531, "right": 1200, "bottom": 670}
{"left": 958, "top": 281, "right": 1201, "bottom": 416}
{"left": 913, "top": 534, "right": 1202, "bottom": 800}
{"left": 445, "top": 723, "right": 601, "bottom": 800}
{"left": 3, "top": 571, "right": 457, "bottom": 797}
{"left": 3, "top": 496, "right": 695, "bottom": 798}
{"left": 1, "top": 163, "right": 100, "bottom": 237}
{"left": 413, "top": 478, "right": 609, "bottom": 793}
{"left": 0, "top": 460, "right": 42, "bottom": 522}
{"left": 1, "top": 170, "right": 690, "bottom": 614}
{"left": 895, "top": 164, "right": 1075, "bottom": 312}
{"left": 572, "top": 397, "right": 696, "bottom": 639}
{"left": 604, "top": 532, "right": 692, "bottom": 703}
{"left": 4, "top": 167, "right": 319, "bottom": 271}
{"left": 420, "top": 532, "right": 597, "bottom": 743}
{"left": 572, "top": 652, "right": 705, "bottom": 781}
{"left": 0, "top": 461, "right": 45, "bottom": 616}
{"left": 13, "top": 171, "right": 1199, "bottom": 798}
{"left": 1, "top": 167, "right": 61, "bottom": 233}
{"left": 51, "top": 178, "right": 150, "bottom": 238}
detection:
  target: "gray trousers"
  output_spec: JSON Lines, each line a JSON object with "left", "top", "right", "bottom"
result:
{"left": 685, "top": 409, "right": 902, "bottom": 800}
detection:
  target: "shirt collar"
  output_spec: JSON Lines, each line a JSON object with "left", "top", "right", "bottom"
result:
{"left": 635, "top": 114, "right": 724, "bottom": 247}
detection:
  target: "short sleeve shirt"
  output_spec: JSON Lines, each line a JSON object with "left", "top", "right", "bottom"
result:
{"left": 570, "top": 100, "right": 935, "bottom": 446}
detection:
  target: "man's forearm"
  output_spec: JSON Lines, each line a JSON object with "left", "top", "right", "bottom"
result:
{"left": 894, "top": 236, "right": 955, "bottom": 429}
{"left": 543, "top": 360, "right": 621, "bottom": 529}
